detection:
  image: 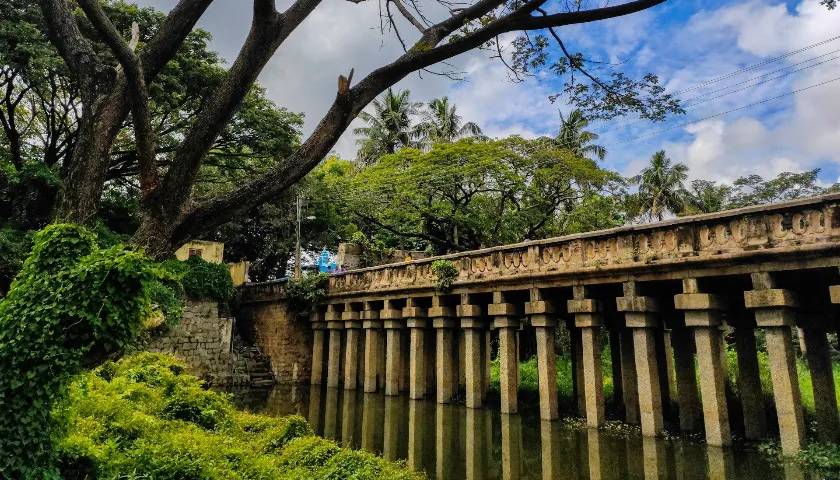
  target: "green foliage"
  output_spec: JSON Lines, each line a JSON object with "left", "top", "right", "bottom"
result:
{"left": 430, "top": 259, "right": 458, "bottom": 292}
{"left": 0, "top": 226, "right": 32, "bottom": 293}
{"left": 162, "top": 255, "right": 234, "bottom": 304}
{"left": 797, "top": 442, "right": 840, "bottom": 477}
{"left": 284, "top": 273, "right": 330, "bottom": 314}
{"left": 56, "top": 352, "right": 423, "bottom": 480}
{"left": 351, "top": 231, "right": 397, "bottom": 267}
{"left": 339, "top": 137, "right": 623, "bottom": 254}
{"left": 0, "top": 224, "right": 179, "bottom": 478}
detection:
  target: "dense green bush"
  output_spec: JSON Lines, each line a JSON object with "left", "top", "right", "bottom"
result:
{"left": 162, "top": 255, "right": 234, "bottom": 303}
{"left": 0, "top": 224, "right": 179, "bottom": 479}
{"left": 284, "top": 272, "right": 330, "bottom": 313}
{"left": 0, "top": 226, "right": 32, "bottom": 293}
{"left": 430, "top": 259, "right": 458, "bottom": 292}
{"left": 57, "top": 352, "right": 423, "bottom": 480}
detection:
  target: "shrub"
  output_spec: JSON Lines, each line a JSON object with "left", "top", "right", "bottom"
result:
{"left": 284, "top": 272, "right": 330, "bottom": 314}
{"left": 0, "top": 224, "right": 179, "bottom": 479}
{"left": 56, "top": 353, "right": 423, "bottom": 480}
{"left": 162, "top": 255, "right": 234, "bottom": 303}
{"left": 430, "top": 259, "right": 458, "bottom": 292}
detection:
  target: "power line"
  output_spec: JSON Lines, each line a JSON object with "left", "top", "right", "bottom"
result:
{"left": 619, "top": 74, "right": 840, "bottom": 144}
{"left": 681, "top": 52, "right": 840, "bottom": 108}
{"left": 670, "top": 33, "right": 840, "bottom": 96}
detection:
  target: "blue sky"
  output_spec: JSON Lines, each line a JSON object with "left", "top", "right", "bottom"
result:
{"left": 134, "top": 0, "right": 840, "bottom": 184}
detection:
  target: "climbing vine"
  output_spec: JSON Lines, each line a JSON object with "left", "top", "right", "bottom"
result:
{"left": 431, "top": 259, "right": 459, "bottom": 292}
{"left": 0, "top": 224, "right": 179, "bottom": 479}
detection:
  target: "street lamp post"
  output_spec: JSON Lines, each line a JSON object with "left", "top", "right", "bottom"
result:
{"left": 294, "top": 192, "right": 316, "bottom": 279}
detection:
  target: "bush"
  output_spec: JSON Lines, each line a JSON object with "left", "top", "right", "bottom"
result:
{"left": 162, "top": 255, "right": 234, "bottom": 303}
{"left": 0, "top": 224, "right": 179, "bottom": 478}
{"left": 430, "top": 259, "right": 458, "bottom": 292}
{"left": 284, "top": 273, "right": 330, "bottom": 314}
{"left": 56, "top": 353, "right": 423, "bottom": 480}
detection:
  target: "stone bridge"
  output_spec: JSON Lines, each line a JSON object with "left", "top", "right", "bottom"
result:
{"left": 239, "top": 193, "right": 840, "bottom": 455}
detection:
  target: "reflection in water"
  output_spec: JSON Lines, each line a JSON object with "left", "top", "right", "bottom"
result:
{"left": 232, "top": 386, "right": 810, "bottom": 480}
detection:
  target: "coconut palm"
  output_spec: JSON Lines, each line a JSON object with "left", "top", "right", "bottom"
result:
{"left": 415, "top": 97, "right": 483, "bottom": 146}
{"left": 354, "top": 88, "right": 420, "bottom": 164}
{"left": 630, "top": 150, "right": 688, "bottom": 222}
{"left": 556, "top": 109, "right": 607, "bottom": 161}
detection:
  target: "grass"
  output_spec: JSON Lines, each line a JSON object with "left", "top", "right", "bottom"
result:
{"left": 488, "top": 342, "right": 615, "bottom": 406}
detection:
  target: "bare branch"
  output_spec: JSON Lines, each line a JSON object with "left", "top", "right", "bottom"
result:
{"left": 390, "top": 0, "right": 426, "bottom": 33}
{"left": 77, "top": 0, "right": 158, "bottom": 196}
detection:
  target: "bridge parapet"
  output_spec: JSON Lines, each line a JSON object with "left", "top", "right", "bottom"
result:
{"left": 326, "top": 194, "right": 840, "bottom": 297}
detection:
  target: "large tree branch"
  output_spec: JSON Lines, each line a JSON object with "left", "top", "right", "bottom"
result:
{"left": 153, "top": 0, "right": 321, "bottom": 217}
{"left": 77, "top": 0, "right": 158, "bottom": 196}
{"left": 38, "top": 0, "right": 103, "bottom": 97}
{"left": 173, "top": 0, "right": 667, "bottom": 243}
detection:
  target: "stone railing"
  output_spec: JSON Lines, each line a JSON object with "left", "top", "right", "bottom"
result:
{"left": 325, "top": 194, "right": 840, "bottom": 296}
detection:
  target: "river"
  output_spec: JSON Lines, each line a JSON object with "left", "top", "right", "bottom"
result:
{"left": 231, "top": 385, "right": 812, "bottom": 480}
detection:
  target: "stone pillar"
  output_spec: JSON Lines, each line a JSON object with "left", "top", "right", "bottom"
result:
{"left": 500, "top": 413, "right": 523, "bottom": 480}
{"left": 341, "top": 391, "right": 357, "bottom": 447}
{"left": 568, "top": 285, "right": 606, "bottom": 428}
{"left": 571, "top": 325, "right": 586, "bottom": 416}
{"left": 310, "top": 310, "right": 327, "bottom": 385}
{"left": 431, "top": 296, "right": 457, "bottom": 404}
{"left": 343, "top": 303, "right": 362, "bottom": 390}
{"left": 458, "top": 296, "right": 486, "bottom": 409}
{"left": 527, "top": 288, "right": 559, "bottom": 420}
{"left": 617, "top": 281, "right": 663, "bottom": 437}
{"left": 382, "top": 300, "right": 403, "bottom": 396}
{"left": 465, "top": 408, "right": 487, "bottom": 480}
{"left": 362, "top": 303, "right": 382, "bottom": 393}
{"left": 407, "top": 400, "right": 425, "bottom": 471}
{"left": 671, "top": 327, "right": 700, "bottom": 432}
{"left": 675, "top": 279, "right": 731, "bottom": 447}
{"left": 405, "top": 298, "right": 429, "bottom": 400}
{"left": 361, "top": 393, "right": 380, "bottom": 453}
{"left": 382, "top": 395, "right": 401, "bottom": 460}
{"left": 323, "top": 386, "right": 339, "bottom": 440}
{"left": 459, "top": 332, "right": 467, "bottom": 390}
{"left": 802, "top": 323, "right": 840, "bottom": 443}
{"left": 609, "top": 328, "right": 624, "bottom": 409}
{"left": 491, "top": 291, "right": 522, "bottom": 414}
{"left": 325, "top": 304, "right": 343, "bottom": 388}
{"left": 745, "top": 272, "right": 805, "bottom": 456}
{"left": 733, "top": 324, "right": 767, "bottom": 440}
{"left": 620, "top": 328, "right": 640, "bottom": 424}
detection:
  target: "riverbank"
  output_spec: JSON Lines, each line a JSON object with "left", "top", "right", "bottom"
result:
{"left": 57, "top": 352, "right": 422, "bottom": 479}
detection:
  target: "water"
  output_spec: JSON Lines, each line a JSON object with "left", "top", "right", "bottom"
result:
{"left": 231, "top": 385, "right": 810, "bottom": 480}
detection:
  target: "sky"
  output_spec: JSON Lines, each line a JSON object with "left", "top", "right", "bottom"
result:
{"left": 135, "top": 0, "right": 840, "bottom": 184}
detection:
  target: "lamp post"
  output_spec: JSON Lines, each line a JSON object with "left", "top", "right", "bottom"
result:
{"left": 294, "top": 192, "right": 316, "bottom": 278}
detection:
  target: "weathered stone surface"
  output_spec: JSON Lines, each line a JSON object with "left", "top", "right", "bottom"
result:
{"left": 831, "top": 285, "right": 840, "bottom": 304}
{"left": 674, "top": 293, "right": 724, "bottom": 311}
{"left": 744, "top": 289, "right": 798, "bottom": 309}
{"left": 147, "top": 300, "right": 249, "bottom": 386}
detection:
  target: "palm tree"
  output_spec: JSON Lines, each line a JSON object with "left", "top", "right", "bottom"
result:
{"left": 354, "top": 88, "right": 420, "bottom": 164}
{"left": 415, "top": 97, "right": 483, "bottom": 146}
{"left": 556, "top": 109, "right": 607, "bottom": 161}
{"left": 630, "top": 150, "right": 688, "bottom": 222}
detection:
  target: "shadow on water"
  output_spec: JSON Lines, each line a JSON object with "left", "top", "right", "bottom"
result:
{"left": 231, "top": 385, "right": 810, "bottom": 480}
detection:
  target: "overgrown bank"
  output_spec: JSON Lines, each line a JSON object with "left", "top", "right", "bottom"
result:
{"left": 0, "top": 224, "right": 420, "bottom": 479}
{"left": 58, "top": 352, "right": 422, "bottom": 480}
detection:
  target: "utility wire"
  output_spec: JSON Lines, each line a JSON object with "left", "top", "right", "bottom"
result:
{"left": 618, "top": 74, "right": 840, "bottom": 144}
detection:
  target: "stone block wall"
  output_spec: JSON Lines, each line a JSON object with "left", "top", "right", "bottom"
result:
{"left": 147, "top": 299, "right": 249, "bottom": 385}
{"left": 237, "top": 301, "right": 312, "bottom": 384}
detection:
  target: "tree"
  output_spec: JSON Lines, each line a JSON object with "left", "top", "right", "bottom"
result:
{"left": 415, "top": 96, "right": 483, "bottom": 146}
{"left": 556, "top": 109, "right": 606, "bottom": 161}
{"left": 682, "top": 179, "right": 732, "bottom": 215}
{"left": 630, "top": 150, "right": 688, "bottom": 222}
{"left": 354, "top": 88, "right": 420, "bottom": 164}
{"left": 37, "top": 0, "right": 679, "bottom": 258}
{"left": 729, "top": 169, "right": 827, "bottom": 208}
{"left": 339, "top": 137, "right": 623, "bottom": 253}
{"left": 0, "top": 0, "right": 303, "bottom": 229}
